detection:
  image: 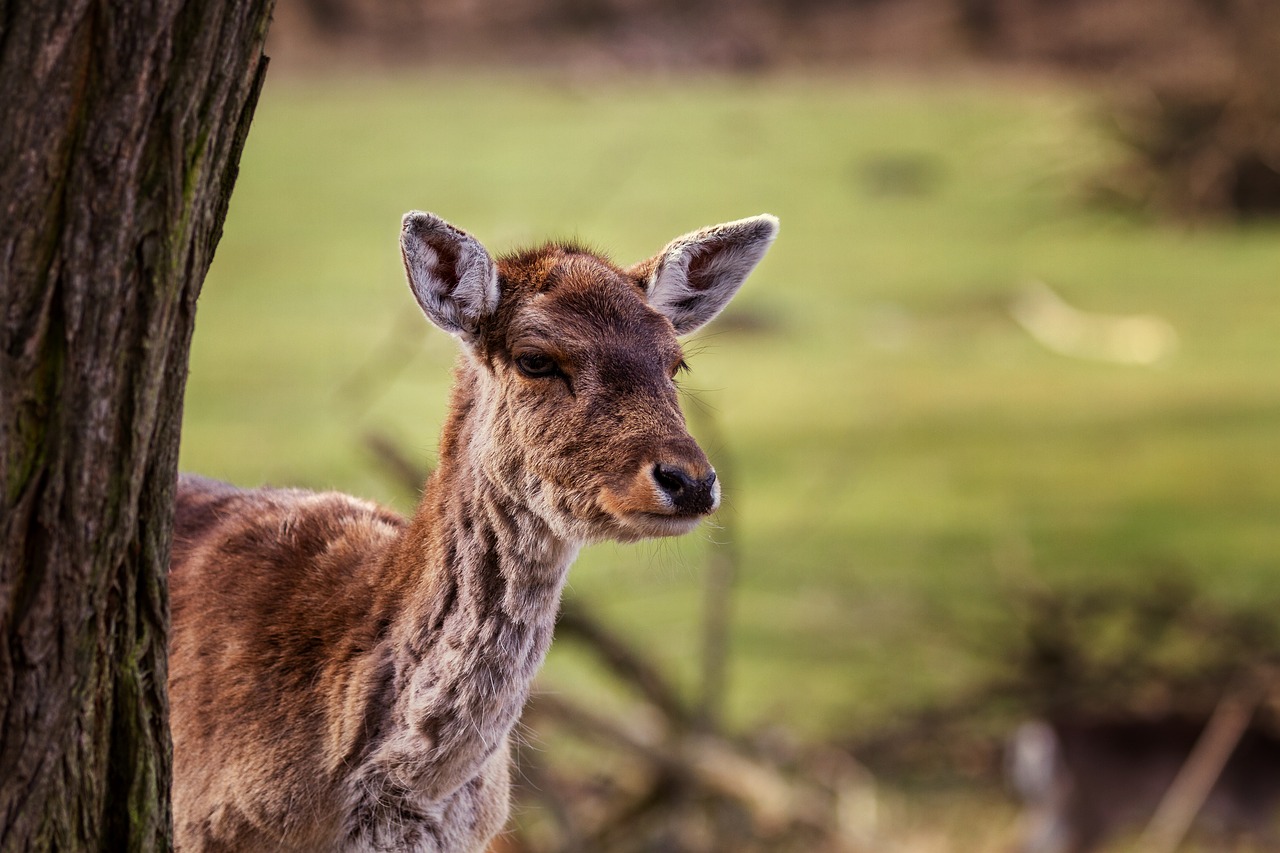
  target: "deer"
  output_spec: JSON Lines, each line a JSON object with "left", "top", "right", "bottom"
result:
{"left": 167, "top": 210, "right": 778, "bottom": 852}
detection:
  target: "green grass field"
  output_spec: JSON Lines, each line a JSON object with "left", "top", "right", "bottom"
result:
{"left": 183, "top": 72, "right": 1280, "bottom": 747}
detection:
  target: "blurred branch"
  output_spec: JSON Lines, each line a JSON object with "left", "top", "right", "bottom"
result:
{"left": 525, "top": 692, "right": 868, "bottom": 845}
{"left": 338, "top": 310, "right": 431, "bottom": 410}
{"left": 363, "top": 430, "right": 431, "bottom": 496}
{"left": 684, "top": 388, "right": 737, "bottom": 732}
{"left": 508, "top": 743, "right": 588, "bottom": 853}
{"left": 1139, "top": 673, "right": 1269, "bottom": 853}
{"left": 557, "top": 599, "right": 692, "bottom": 727}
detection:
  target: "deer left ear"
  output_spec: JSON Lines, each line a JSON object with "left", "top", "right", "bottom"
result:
{"left": 632, "top": 214, "right": 779, "bottom": 335}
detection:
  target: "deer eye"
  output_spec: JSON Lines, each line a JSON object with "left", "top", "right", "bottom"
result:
{"left": 515, "top": 353, "right": 559, "bottom": 379}
{"left": 671, "top": 358, "right": 690, "bottom": 379}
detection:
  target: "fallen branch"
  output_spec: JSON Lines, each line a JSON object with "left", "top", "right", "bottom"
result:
{"left": 556, "top": 599, "right": 692, "bottom": 727}
{"left": 1139, "top": 675, "right": 1269, "bottom": 853}
{"left": 525, "top": 692, "right": 874, "bottom": 849}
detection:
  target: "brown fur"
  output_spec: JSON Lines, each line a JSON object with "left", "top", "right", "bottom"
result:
{"left": 169, "top": 213, "right": 776, "bottom": 852}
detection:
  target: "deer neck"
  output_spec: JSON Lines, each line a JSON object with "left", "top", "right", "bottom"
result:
{"left": 362, "top": 376, "right": 577, "bottom": 802}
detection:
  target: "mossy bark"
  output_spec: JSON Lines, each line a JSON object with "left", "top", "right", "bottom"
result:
{"left": 0, "top": 0, "right": 274, "bottom": 849}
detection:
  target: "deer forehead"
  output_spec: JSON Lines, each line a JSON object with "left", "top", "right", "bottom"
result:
{"left": 495, "top": 255, "right": 684, "bottom": 369}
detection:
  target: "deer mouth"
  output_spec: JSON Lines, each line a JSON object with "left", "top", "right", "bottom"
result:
{"left": 600, "top": 488, "right": 709, "bottom": 539}
{"left": 597, "top": 459, "right": 718, "bottom": 540}
{"left": 613, "top": 509, "right": 705, "bottom": 539}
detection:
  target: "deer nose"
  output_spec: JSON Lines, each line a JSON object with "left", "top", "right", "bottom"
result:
{"left": 652, "top": 463, "right": 718, "bottom": 516}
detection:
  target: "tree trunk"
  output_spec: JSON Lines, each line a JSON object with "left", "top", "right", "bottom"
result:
{"left": 0, "top": 1, "right": 274, "bottom": 849}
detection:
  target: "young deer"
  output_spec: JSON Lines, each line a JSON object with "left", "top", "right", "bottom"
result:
{"left": 168, "top": 211, "right": 778, "bottom": 852}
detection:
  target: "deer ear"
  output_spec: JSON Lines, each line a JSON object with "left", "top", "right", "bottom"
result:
{"left": 632, "top": 214, "right": 778, "bottom": 335}
{"left": 400, "top": 211, "right": 499, "bottom": 341}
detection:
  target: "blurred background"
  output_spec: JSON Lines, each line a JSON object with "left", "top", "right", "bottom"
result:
{"left": 181, "top": 1, "right": 1280, "bottom": 850}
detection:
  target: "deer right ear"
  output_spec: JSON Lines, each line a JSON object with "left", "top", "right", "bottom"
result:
{"left": 401, "top": 211, "right": 499, "bottom": 341}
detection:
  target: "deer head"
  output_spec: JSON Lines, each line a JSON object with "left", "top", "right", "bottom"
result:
{"left": 401, "top": 211, "right": 777, "bottom": 544}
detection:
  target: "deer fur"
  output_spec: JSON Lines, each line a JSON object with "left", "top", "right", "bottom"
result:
{"left": 168, "top": 211, "right": 778, "bottom": 852}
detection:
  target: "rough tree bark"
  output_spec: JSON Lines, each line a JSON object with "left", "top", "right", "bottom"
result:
{"left": 0, "top": 1, "right": 274, "bottom": 849}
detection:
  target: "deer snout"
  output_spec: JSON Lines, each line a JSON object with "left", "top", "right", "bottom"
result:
{"left": 651, "top": 461, "right": 719, "bottom": 516}
{"left": 598, "top": 444, "right": 720, "bottom": 538}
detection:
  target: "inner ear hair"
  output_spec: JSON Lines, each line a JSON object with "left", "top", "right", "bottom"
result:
{"left": 637, "top": 214, "right": 778, "bottom": 335}
{"left": 401, "top": 211, "right": 498, "bottom": 340}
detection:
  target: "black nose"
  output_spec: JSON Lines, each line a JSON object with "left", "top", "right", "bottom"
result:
{"left": 652, "top": 464, "right": 718, "bottom": 515}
